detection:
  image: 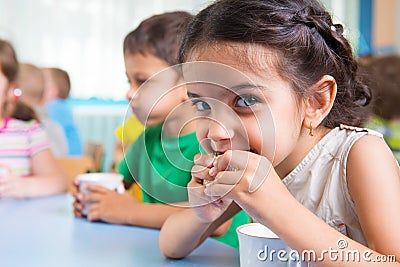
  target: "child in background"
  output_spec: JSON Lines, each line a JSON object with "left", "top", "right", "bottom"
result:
{"left": 0, "top": 39, "right": 67, "bottom": 198}
{"left": 41, "top": 67, "right": 83, "bottom": 156}
{"left": 18, "top": 63, "right": 68, "bottom": 157}
{"left": 159, "top": 0, "right": 400, "bottom": 263}
{"left": 73, "top": 11, "right": 207, "bottom": 228}
{"left": 360, "top": 55, "right": 400, "bottom": 163}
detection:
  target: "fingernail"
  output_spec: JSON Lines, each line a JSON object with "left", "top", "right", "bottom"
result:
{"left": 209, "top": 167, "right": 216, "bottom": 176}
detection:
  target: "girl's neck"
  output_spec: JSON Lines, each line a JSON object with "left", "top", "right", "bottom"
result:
{"left": 275, "top": 126, "right": 331, "bottom": 179}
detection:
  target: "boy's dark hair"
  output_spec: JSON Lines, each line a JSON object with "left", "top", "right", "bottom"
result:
{"left": 360, "top": 55, "right": 400, "bottom": 120}
{"left": 180, "top": 0, "right": 371, "bottom": 127}
{"left": 43, "top": 68, "right": 71, "bottom": 99}
{"left": 123, "top": 11, "right": 193, "bottom": 66}
{"left": 0, "top": 39, "right": 37, "bottom": 121}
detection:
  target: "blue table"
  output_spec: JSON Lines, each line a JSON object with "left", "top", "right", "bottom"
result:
{"left": 0, "top": 194, "right": 239, "bottom": 267}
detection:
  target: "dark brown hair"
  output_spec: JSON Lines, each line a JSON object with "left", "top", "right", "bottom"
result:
{"left": 123, "top": 11, "right": 193, "bottom": 66}
{"left": 42, "top": 68, "right": 71, "bottom": 99}
{"left": 0, "top": 39, "right": 37, "bottom": 121}
{"left": 359, "top": 55, "right": 400, "bottom": 120}
{"left": 180, "top": 0, "right": 371, "bottom": 127}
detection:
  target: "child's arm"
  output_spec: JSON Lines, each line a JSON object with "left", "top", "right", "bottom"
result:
{"left": 346, "top": 135, "right": 400, "bottom": 261}
{"left": 159, "top": 201, "right": 241, "bottom": 259}
{"left": 159, "top": 153, "right": 240, "bottom": 258}
{"left": 0, "top": 149, "right": 67, "bottom": 198}
{"left": 210, "top": 141, "right": 400, "bottom": 265}
{"left": 82, "top": 185, "right": 184, "bottom": 227}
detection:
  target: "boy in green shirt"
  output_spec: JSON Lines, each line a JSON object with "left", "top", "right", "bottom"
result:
{"left": 73, "top": 11, "right": 198, "bottom": 229}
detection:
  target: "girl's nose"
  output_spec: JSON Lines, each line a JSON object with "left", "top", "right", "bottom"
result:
{"left": 207, "top": 118, "right": 235, "bottom": 142}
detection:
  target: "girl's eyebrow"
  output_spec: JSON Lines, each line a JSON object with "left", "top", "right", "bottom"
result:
{"left": 187, "top": 83, "right": 268, "bottom": 99}
{"left": 230, "top": 83, "right": 269, "bottom": 92}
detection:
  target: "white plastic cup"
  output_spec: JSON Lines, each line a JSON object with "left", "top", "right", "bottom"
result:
{"left": 237, "top": 223, "right": 308, "bottom": 266}
{"left": 77, "top": 173, "right": 125, "bottom": 215}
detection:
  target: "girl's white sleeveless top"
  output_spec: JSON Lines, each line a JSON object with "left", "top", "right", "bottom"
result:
{"left": 282, "top": 124, "right": 382, "bottom": 245}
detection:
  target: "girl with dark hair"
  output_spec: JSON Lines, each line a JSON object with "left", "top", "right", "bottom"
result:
{"left": 160, "top": 0, "right": 400, "bottom": 264}
{"left": 0, "top": 39, "right": 67, "bottom": 198}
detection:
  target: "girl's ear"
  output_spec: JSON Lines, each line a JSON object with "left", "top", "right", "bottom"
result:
{"left": 303, "top": 75, "right": 337, "bottom": 129}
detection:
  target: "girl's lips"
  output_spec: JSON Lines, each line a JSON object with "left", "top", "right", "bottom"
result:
{"left": 212, "top": 147, "right": 258, "bottom": 156}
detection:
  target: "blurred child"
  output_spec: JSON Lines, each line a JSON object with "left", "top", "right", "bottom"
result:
{"left": 41, "top": 67, "right": 83, "bottom": 156}
{"left": 159, "top": 0, "right": 400, "bottom": 263}
{"left": 73, "top": 12, "right": 248, "bottom": 244}
{"left": 18, "top": 63, "right": 68, "bottom": 157}
{"left": 361, "top": 55, "right": 400, "bottom": 162}
{"left": 73, "top": 11, "right": 200, "bottom": 228}
{"left": 0, "top": 39, "right": 67, "bottom": 198}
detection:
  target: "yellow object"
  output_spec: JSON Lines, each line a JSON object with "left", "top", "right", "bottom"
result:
{"left": 128, "top": 183, "right": 143, "bottom": 202}
{"left": 115, "top": 116, "right": 144, "bottom": 201}
{"left": 115, "top": 116, "right": 144, "bottom": 146}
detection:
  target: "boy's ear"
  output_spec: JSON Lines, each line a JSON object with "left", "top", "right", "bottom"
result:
{"left": 303, "top": 75, "right": 337, "bottom": 128}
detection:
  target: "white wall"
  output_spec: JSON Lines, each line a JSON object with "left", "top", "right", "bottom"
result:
{"left": 0, "top": 0, "right": 213, "bottom": 100}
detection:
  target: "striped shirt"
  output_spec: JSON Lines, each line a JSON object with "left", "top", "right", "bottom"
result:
{"left": 0, "top": 118, "right": 50, "bottom": 176}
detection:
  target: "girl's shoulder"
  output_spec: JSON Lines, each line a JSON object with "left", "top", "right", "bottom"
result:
{"left": 345, "top": 124, "right": 397, "bottom": 176}
{"left": 334, "top": 124, "right": 384, "bottom": 162}
{"left": 338, "top": 124, "right": 383, "bottom": 138}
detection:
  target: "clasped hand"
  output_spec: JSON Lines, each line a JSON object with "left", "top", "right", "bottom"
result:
{"left": 188, "top": 150, "right": 272, "bottom": 222}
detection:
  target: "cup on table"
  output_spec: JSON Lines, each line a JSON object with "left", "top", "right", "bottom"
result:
{"left": 76, "top": 172, "right": 125, "bottom": 215}
{"left": 237, "top": 223, "right": 308, "bottom": 267}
